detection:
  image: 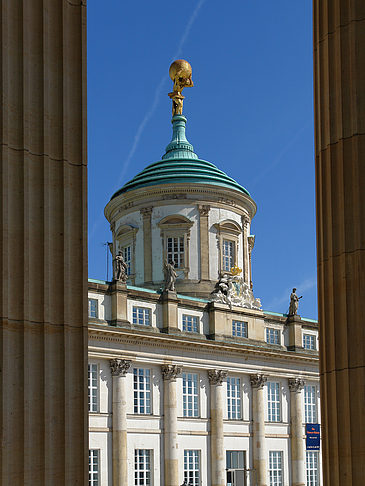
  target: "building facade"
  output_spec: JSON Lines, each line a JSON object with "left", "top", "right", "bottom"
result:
{"left": 88, "top": 111, "right": 320, "bottom": 486}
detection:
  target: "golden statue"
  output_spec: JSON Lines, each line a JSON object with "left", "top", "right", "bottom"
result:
{"left": 168, "top": 59, "right": 194, "bottom": 116}
{"left": 231, "top": 264, "right": 242, "bottom": 276}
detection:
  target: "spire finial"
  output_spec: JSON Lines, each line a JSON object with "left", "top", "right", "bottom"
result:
{"left": 168, "top": 59, "right": 194, "bottom": 116}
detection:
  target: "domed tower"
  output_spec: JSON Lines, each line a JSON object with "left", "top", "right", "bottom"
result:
{"left": 104, "top": 61, "right": 259, "bottom": 304}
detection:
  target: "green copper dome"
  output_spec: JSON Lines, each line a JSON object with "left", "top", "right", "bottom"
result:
{"left": 111, "top": 115, "right": 250, "bottom": 199}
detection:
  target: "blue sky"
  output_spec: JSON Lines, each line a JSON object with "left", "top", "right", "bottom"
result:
{"left": 87, "top": 0, "right": 317, "bottom": 319}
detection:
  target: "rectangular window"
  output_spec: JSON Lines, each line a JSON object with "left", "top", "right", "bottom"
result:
{"left": 89, "top": 449, "right": 100, "bottom": 486}
{"left": 303, "top": 334, "right": 316, "bottom": 350}
{"left": 226, "top": 451, "right": 246, "bottom": 486}
{"left": 133, "top": 368, "right": 151, "bottom": 414}
{"left": 266, "top": 328, "right": 280, "bottom": 345}
{"left": 122, "top": 245, "right": 132, "bottom": 276}
{"left": 133, "top": 306, "right": 151, "bottom": 326}
{"left": 269, "top": 451, "right": 283, "bottom": 486}
{"left": 184, "top": 450, "right": 200, "bottom": 486}
{"left": 88, "top": 364, "right": 98, "bottom": 413}
{"left": 183, "top": 372, "right": 199, "bottom": 417}
{"left": 227, "top": 377, "right": 241, "bottom": 419}
{"left": 306, "top": 451, "right": 319, "bottom": 486}
{"left": 267, "top": 382, "right": 281, "bottom": 422}
{"left": 232, "top": 320, "right": 248, "bottom": 338}
{"left": 304, "top": 385, "right": 317, "bottom": 423}
{"left": 182, "top": 314, "right": 199, "bottom": 333}
{"left": 223, "top": 239, "right": 234, "bottom": 272}
{"left": 88, "top": 298, "right": 98, "bottom": 318}
{"left": 134, "top": 449, "right": 151, "bottom": 486}
{"left": 167, "top": 236, "right": 184, "bottom": 268}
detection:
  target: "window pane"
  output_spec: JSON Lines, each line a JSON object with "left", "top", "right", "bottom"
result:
{"left": 89, "top": 449, "right": 99, "bottom": 486}
{"left": 88, "top": 364, "right": 98, "bottom": 412}
{"left": 88, "top": 298, "right": 98, "bottom": 318}
{"left": 182, "top": 314, "right": 199, "bottom": 333}
{"left": 134, "top": 449, "right": 151, "bottom": 485}
{"left": 223, "top": 240, "right": 234, "bottom": 272}
{"left": 167, "top": 237, "right": 184, "bottom": 268}
{"left": 266, "top": 328, "right": 280, "bottom": 344}
{"left": 133, "top": 368, "right": 152, "bottom": 414}
{"left": 267, "top": 382, "right": 280, "bottom": 422}
{"left": 232, "top": 320, "right": 248, "bottom": 338}
{"left": 306, "top": 451, "right": 319, "bottom": 486}
{"left": 132, "top": 306, "right": 151, "bottom": 326}
{"left": 183, "top": 373, "right": 199, "bottom": 417}
{"left": 227, "top": 377, "right": 241, "bottom": 419}
{"left": 184, "top": 450, "right": 200, "bottom": 486}
{"left": 122, "top": 245, "right": 132, "bottom": 275}
{"left": 269, "top": 451, "right": 283, "bottom": 486}
{"left": 304, "top": 385, "right": 317, "bottom": 423}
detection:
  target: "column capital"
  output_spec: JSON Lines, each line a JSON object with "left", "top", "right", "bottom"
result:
{"left": 241, "top": 215, "right": 250, "bottom": 228}
{"left": 208, "top": 369, "right": 228, "bottom": 386}
{"left": 197, "top": 204, "right": 210, "bottom": 216}
{"left": 288, "top": 377, "right": 305, "bottom": 392}
{"left": 250, "top": 373, "right": 267, "bottom": 389}
{"left": 140, "top": 206, "right": 153, "bottom": 217}
{"left": 110, "top": 358, "right": 131, "bottom": 377}
{"left": 161, "top": 364, "right": 182, "bottom": 381}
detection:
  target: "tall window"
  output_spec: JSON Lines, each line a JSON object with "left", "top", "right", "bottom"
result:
{"left": 134, "top": 449, "right": 151, "bottom": 486}
{"left": 133, "top": 306, "right": 151, "bottom": 326}
{"left": 227, "top": 377, "right": 241, "bottom": 419}
{"left": 88, "top": 364, "right": 98, "bottom": 412}
{"left": 89, "top": 449, "right": 100, "bottom": 486}
{"left": 269, "top": 451, "right": 283, "bottom": 486}
{"left": 184, "top": 450, "right": 200, "bottom": 486}
{"left": 223, "top": 239, "right": 234, "bottom": 272}
{"left": 303, "top": 334, "right": 316, "bottom": 350}
{"left": 232, "top": 320, "right": 248, "bottom": 338}
{"left": 226, "top": 451, "right": 245, "bottom": 486}
{"left": 306, "top": 451, "right": 319, "bottom": 486}
{"left": 122, "top": 245, "right": 132, "bottom": 275}
{"left": 304, "top": 385, "right": 317, "bottom": 423}
{"left": 182, "top": 314, "right": 199, "bottom": 333}
{"left": 167, "top": 236, "right": 184, "bottom": 268}
{"left": 267, "top": 382, "right": 281, "bottom": 422}
{"left": 133, "top": 368, "right": 151, "bottom": 414}
{"left": 88, "top": 298, "right": 98, "bottom": 318}
{"left": 266, "top": 328, "right": 280, "bottom": 345}
{"left": 183, "top": 372, "right": 199, "bottom": 417}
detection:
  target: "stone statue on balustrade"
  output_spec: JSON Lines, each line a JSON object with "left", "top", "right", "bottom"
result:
{"left": 288, "top": 288, "right": 302, "bottom": 315}
{"left": 113, "top": 250, "right": 128, "bottom": 283}
{"left": 163, "top": 260, "right": 178, "bottom": 292}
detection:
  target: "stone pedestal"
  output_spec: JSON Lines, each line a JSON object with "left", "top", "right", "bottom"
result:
{"left": 110, "top": 281, "right": 129, "bottom": 326}
{"left": 161, "top": 290, "right": 179, "bottom": 333}
{"left": 209, "top": 370, "right": 228, "bottom": 486}
{"left": 288, "top": 378, "right": 305, "bottom": 486}
{"left": 250, "top": 374, "right": 267, "bottom": 486}
{"left": 286, "top": 314, "right": 303, "bottom": 351}
{"left": 314, "top": 2, "right": 365, "bottom": 484}
{"left": 0, "top": 2, "right": 87, "bottom": 484}
{"left": 162, "top": 365, "right": 182, "bottom": 486}
{"left": 110, "top": 359, "right": 131, "bottom": 486}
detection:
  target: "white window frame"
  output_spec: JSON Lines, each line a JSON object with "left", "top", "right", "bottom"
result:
{"left": 303, "top": 333, "right": 317, "bottom": 350}
{"left": 222, "top": 239, "right": 235, "bottom": 272}
{"left": 267, "top": 382, "right": 281, "bottom": 422}
{"left": 122, "top": 244, "right": 132, "bottom": 276}
{"left": 182, "top": 314, "right": 199, "bottom": 333}
{"left": 134, "top": 449, "right": 152, "bottom": 486}
{"left": 268, "top": 450, "right": 283, "bottom": 486}
{"left": 304, "top": 385, "right": 317, "bottom": 424}
{"left": 232, "top": 320, "right": 248, "bottom": 338}
{"left": 184, "top": 450, "right": 200, "bottom": 486}
{"left": 227, "top": 376, "right": 242, "bottom": 420}
{"left": 89, "top": 449, "right": 100, "bottom": 486}
{"left": 182, "top": 372, "right": 199, "bottom": 417}
{"left": 306, "top": 451, "right": 319, "bottom": 486}
{"left": 214, "top": 219, "right": 242, "bottom": 275}
{"left": 88, "top": 363, "right": 98, "bottom": 413}
{"left": 88, "top": 298, "right": 98, "bottom": 319}
{"left": 133, "top": 306, "right": 151, "bottom": 326}
{"left": 133, "top": 368, "right": 152, "bottom": 415}
{"left": 266, "top": 328, "right": 280, "bottom": 345}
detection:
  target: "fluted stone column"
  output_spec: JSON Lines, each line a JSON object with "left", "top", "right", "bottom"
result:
{"left": 162, "top": 364, "right": 182, "bottom": 486}
{"left": 198, "top": 205, "right": 210, "bottom": 281}
{"left": 140, "top": 207, "right": 153, "bottom": 283}
{"left": 250, "top": 374, "right": 267, "bottom": 486}
{"left": 0, "top": 2, "right": 87, "bottom": 485}
{"left": 110, "top": 359, "right": 131, "bottom": 486}
{"left": 208, "top": 370, "right": 228, "bottom": 486}
{"left": 313, "top": 1, "right": 365, "bottom": 484}
{"left": 288, "top": 378, "right": 305, "bottom": 486}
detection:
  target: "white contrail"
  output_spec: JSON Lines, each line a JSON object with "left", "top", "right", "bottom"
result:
{"left": 115, "top": 0, "right": 206, "bottom": 189}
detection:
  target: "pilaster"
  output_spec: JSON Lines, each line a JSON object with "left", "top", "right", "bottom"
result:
{"left": 250, "top": 374, "right": 268, "bottom": 486}
{"left": 110, "top": 359, "right": 131, "bottom": 486}
{"left": 161, "top": 290, "right": 179, "bottom": 333}
{"left": 209, "top": 370, "right": 228, "bottom": 486}
{"left": 241, "top": 215, "right": 250, "bottom": 283}
{"left": 198, "top": 204, "right": 210, "bottom": 281}
{"left": 162, "top": 365, "right": 182, "bottom": 486}
{"left": 140, "top": 206, "right": 153, "bottom": 283}
{"left": 288, "top": 378, "right": 306, "bottom": 486}
{"left": 286, "top": 314, "right": 303, "bottom": 351}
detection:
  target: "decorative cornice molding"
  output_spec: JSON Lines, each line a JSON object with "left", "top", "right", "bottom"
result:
{"left": 109, "top": 358, "right": 131, "bottom": 376}
{"left": 208, "top": 369, "right": 228, "bottom": 385}
{"left": 288, "top": 377, "right": 305, "bottom": 392}
{"left": 161, "top": 364, "right": 182, "bottom": 381}
{"left": 250, "top": 373, "right": 267, "bottom": 389}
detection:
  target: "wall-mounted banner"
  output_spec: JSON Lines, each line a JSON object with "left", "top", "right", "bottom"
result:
{"left": 306, "top": 424, "right": 320, "bottom": 450}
